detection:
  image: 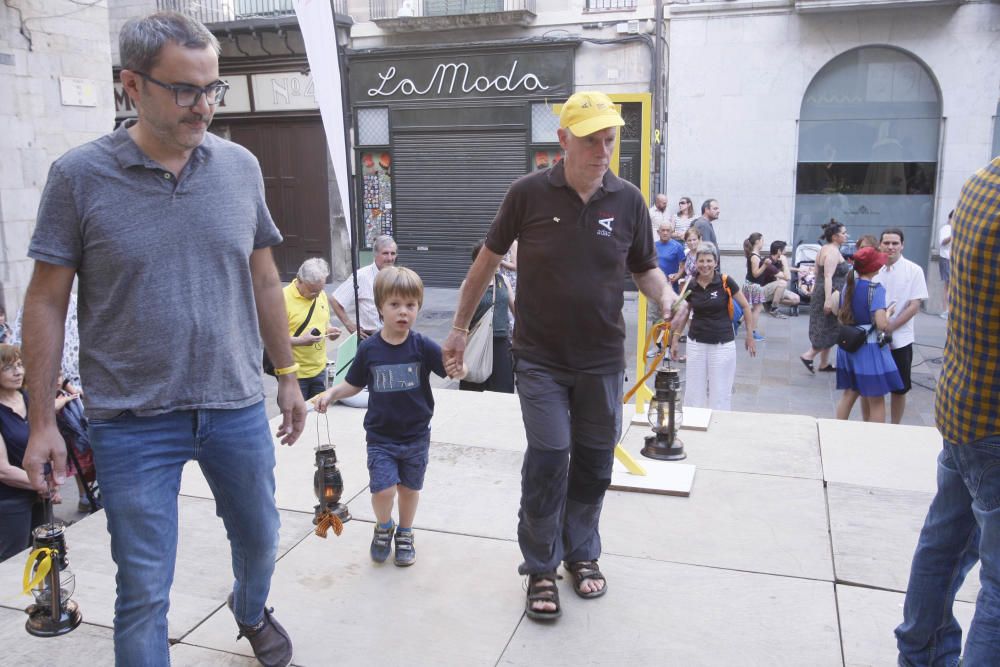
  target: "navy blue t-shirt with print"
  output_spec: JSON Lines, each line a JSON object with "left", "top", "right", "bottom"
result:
{"left": 346, "top": 331, "right": 447, "bottom": 444}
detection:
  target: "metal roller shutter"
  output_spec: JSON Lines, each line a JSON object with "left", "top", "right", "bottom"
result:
{"left": 392, "top": 129, "right": 527, "bottom": 286}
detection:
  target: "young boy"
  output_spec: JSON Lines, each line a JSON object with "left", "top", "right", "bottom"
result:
{"left": 315, "top": 266, "right": 464, "bottom": 566}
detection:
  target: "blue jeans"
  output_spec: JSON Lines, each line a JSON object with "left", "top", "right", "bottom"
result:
{"left": 896, "top": 437, "right": 1000, "bottom": 666}
{"left": 89, "top": 402, "right": 280, "bottom": 667}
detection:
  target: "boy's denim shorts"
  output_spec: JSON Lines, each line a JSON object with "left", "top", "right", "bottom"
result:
{"left": 367, "top": 435, "right": 431, "bottom": 493}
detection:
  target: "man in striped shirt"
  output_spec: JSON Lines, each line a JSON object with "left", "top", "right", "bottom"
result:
{"left": 895, "top": 158, "right": 1000, "bottom": 665}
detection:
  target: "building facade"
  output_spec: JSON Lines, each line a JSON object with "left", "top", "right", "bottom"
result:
{"left": 666, "top": 0, "right": 1000, "bottom": 311}
{"left": 2, "top": 0, "right": 997, "bottom": 303}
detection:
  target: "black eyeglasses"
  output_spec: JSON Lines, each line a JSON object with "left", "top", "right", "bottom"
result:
{"left": 132, "top": 71, "right": 229, "bottom": 108}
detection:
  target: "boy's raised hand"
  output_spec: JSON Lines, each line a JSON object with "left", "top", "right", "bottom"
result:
{"left": 313, "top": 393, "right": 332, "bottom": 414}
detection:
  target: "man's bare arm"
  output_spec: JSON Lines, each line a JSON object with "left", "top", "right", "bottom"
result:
{"left": 441, "top": 248, "right": 503, "bottom": 375}
{"left": 22, "top": 262, "right": 75, "bottom": 491}
{"left": 250, "top": 248, "right": 306, "bottom": 446}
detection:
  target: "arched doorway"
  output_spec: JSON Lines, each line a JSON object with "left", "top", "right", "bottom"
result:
{"left": 794, "top": 46, "right": 942, "bottom": 270}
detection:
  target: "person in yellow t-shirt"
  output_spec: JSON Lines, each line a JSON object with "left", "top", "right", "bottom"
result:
{"left": 284, "top": 258, "right": 340, "bottom": 401}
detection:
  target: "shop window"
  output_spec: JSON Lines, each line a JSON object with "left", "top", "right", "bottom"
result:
{"left": 359, "top": 150, "right": 393, "bottom": 249}
{"left": 585, "top": 0, "right": 637, "bottom": 10}
{"left": 531, "top": 102, "right": 560, "bottom": 143}
{"left": 793, "top": 46, "right": 941, "bottom": 271}
{"left": 357, "top": 107, "right": 390, "bottom": 146}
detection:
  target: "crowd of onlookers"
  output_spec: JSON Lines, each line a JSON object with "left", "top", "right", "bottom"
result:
{"left": 646, "top": 194, "right": 936, "bottom": 423}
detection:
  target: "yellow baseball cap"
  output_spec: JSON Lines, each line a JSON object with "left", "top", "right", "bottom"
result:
{"left": 559, "top": 91, "right": 625, "bottom": 137}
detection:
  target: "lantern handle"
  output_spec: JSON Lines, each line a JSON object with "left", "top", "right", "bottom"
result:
{"left": 315, "top": 410, "right": 334, "bottom": 447}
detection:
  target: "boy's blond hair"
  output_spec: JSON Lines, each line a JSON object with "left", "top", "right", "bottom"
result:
{"left": 374, "top": 266, "right": 424, "bottom": 311}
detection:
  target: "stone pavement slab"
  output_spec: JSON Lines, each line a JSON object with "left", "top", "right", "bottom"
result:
{"left": 818, "top": 418, "right": 942, "bottom": 492}
{"left": 0, "top": 496, "right": 314, "bottom": 640}
{"left": 600, "top": 468, "right": 833, "bottom": 581}
{"left": 620, "top": 410, "right": 822, "bottom": 479}
{"left": 430, "top": 388, "right": 527, "bottom": 452}
{"left": 179, "top": 408, "right": 373, "bottom": 512}
{"left": 827, "top": 483, "right": 980, "bottom": 603}
{"left": 836, "top": 584, "right": 975, "bottom": 667}
{"left": 500, "top": 554, "right": 843, "bottom": 667}
{"left": 180, "top": 526, "right": 525, "bottom": 667}
{"left": 0, "top": 606, "right": 115, "bottom": 667}
{"left": 348, "top": 442, "right": 524, "bottom": 540}
{"left": 172, "top": 643, "right": 260, "bottom": 666}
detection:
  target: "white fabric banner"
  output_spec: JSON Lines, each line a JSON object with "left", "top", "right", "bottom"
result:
{"left": 294, "top": 0, "right": 352, "bottom": 241}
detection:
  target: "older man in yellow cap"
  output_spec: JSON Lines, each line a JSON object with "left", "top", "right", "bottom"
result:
{"left": 443, "top": 91, "right": 675, "bottom": 621}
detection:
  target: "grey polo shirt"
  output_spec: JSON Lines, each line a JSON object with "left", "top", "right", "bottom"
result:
{"left": 485, "top": 162, "right": 657, "bottom": 375}
{"left": 28, "top": 122, "right": 282, "bottom": 418}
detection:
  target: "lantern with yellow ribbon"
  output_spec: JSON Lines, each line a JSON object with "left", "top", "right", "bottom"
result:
{"left": 22, "top": 520, "right": 82, "bottom": 636}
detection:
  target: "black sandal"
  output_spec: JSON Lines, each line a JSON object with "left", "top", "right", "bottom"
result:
{"left": 525, "top": 572, "right": 562, "bottom": 621}
{"left": 564, "top": 560, "right": 608, "bottom": 599}
{"left": 799, "top": 357, "right": 815, "bottom": 374}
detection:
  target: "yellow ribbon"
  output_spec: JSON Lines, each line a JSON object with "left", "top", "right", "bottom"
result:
{"left": 22, "top": 547, "right": 55, "bottom": 596}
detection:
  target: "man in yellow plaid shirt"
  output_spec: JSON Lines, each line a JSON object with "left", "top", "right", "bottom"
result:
{"left": 896, "top": 157, "right": 1000, "bottom": 664}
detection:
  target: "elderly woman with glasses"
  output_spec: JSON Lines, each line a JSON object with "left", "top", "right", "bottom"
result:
{"left": 0, "top": 345, "right": 62, "bottom": 562}
{"left": 670, "top": 242, "right": 756, "bottom": 410}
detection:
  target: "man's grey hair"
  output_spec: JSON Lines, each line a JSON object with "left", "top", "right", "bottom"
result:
{"left": 120, "top": 11, "right": 220, "bottom": 74}
{"left": 373, "top": 235, "right": 396, "bottom": 252}
{"left": 695, "top": 241, "right": 719, "bottom": 264}
{"left": 297, "top": 257, "right": 331, "bottom": 284}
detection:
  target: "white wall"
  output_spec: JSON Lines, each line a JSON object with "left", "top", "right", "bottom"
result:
{"left": 665, "top": 2, "right": 1000, "bottom": 261}
{"left": 0, "top": 0, "right": 113, "bottom": 310}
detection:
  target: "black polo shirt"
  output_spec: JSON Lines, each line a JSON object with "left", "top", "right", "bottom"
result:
{"left": 485, "top": 162, "right": 656, "bottom": 374}
{"left": 685, "top": 273, "right": 741, "bottom": 344}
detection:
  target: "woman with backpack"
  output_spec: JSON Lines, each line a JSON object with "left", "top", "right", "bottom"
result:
{"left": 833, "top": 246, "right": 902, "bottom": 423}
{"left": 670, "top": 242, "right": 756, "bottom": 410}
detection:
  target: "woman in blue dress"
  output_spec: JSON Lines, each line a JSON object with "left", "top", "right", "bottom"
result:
{"left": 834, "top": 247, "right": 903, "bottom": 423}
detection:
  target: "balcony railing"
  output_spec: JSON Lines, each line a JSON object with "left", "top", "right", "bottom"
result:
{"left": 369, "top": 0, "right": 535, "bottom": 21}
{"left": 157, "top": 0, "right": 348, "bottom": 25}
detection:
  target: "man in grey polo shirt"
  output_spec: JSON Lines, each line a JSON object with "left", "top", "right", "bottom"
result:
{"left": 21, "top": 13, "right": 304, "bottom": 667}
{"left": 443, "top": 91, "right": 675, "bottom": 621}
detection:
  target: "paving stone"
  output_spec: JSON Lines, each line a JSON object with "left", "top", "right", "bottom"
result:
{"left": 430, "top": 388, "right": 527, "bottom": 453}
{"left": 828, "top": 483, "right": 979, "bottom": 602}
{"left": 181, "top": 527, "right": 525, "bottom": 666}
{"left": 837, "top": 584, "right": 975, "bottom": 667}
{"left": 600, "top": 468, "right": 833, "bottom": 580}
{"left": 0, "top": 606, "right": 115, "bottom": 667}
{"left": 348, "top": 442, "right": 524, "bottom": 540}
{"left": 620, "top": 409, "right": 822, "bottom": 479}
{"left": 171, "top": 643, "right": 261, "bottom": 666}
{"left": 180, "top": 408, "right": 373, "bottom": 512}
{"left": 0, "top": 497, "right": 314, "bottom": 642}
{"left": 818, "top": 419, "right": 941, "bottom": 492}
{"left": 501, "top": 555, "right": 842, "bottom": 667}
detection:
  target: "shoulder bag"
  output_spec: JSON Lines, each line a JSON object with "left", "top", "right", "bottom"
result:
{"left": 264, "top": 296, "right": 318, "bottom": 376}
{"left": 463, "top": 279, "right": 497, "bottom": 384}
{"left": 836, "top": 283, "right": 877, "bottom": 353}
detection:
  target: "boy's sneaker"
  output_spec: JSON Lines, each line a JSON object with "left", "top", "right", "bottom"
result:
{"left": 371, "top": 521, "right": 395, "bottom": 563}
{"left": 227, "top": 594, "right": 293, "bottom": 667}
{"left": 394, "top": 529, "right": 416, "bottom": 567}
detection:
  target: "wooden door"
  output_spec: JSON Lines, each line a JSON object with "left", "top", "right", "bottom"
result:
{"left": 230, "top": 119, "right": 331, "bottom": 281}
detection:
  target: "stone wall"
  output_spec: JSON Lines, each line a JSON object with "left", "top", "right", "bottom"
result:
{"left": 0, "top": 0, "right": 113, "bottom": 311}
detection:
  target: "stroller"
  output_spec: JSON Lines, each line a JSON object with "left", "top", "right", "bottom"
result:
{"left": 789, "top": 243, "right": 821, "bottom": 316}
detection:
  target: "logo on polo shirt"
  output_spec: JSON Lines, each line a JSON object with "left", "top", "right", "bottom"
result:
{"left": 596, "top": 217, "right": 615, "bottom": 237}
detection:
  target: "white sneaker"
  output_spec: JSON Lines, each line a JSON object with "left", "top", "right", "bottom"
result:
{"left": 938, "top": 311, "right": 948, "bottom": 320}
